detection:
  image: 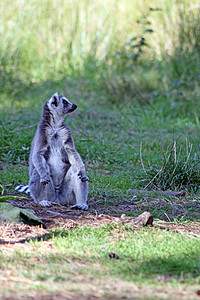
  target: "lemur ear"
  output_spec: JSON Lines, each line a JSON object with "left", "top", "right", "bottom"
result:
{"left": 51, "top": 92, "right": 59, "bottom": 107}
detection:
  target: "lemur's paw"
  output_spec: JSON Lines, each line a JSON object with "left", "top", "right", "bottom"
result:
{"left": 70, "top": 203, "right": 88, "bottom": 211}
{"left": 78, "top": 171, "right": 88, "bottom": 182}
{"left": 39, "top": 200, "right": 52, "bottom": 207}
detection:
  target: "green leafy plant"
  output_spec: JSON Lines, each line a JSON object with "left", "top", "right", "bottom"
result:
{"left": 115, "top": 7, "right": 158, "bottom": 63}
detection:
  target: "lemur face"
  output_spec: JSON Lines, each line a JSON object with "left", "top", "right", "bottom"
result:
{"left": 48, "top": 92, "right": 77, "bottom": 116}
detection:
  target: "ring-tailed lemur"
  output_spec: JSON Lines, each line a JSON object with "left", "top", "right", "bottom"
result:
{"left": 15, "top": 92, "right": 88, "bottom": 210}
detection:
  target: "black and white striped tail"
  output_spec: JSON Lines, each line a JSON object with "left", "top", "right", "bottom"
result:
{"left": 15, "top": 185, "right": 30, "bottom": 194}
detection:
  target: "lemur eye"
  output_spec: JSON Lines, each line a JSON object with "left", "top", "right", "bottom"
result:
{"left": 63, "top": 99, "right": 68, "bottom": 106}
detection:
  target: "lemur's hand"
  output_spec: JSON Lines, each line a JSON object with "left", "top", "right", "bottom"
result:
{"left": 78, "top": 171, "right": 88, "bottom": 182}
{"left": 40, "top": 174, "right": 51, "bottom": 185}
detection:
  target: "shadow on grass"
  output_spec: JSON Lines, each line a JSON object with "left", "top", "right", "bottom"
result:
{"left": 0, "top": 229, "right": 69, "bottom": 245}
{"left": 111, "top": 255, "right": 200, "bottom": 281}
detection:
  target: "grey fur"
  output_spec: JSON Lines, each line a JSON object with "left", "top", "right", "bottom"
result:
{"left": 28, "top": 92, "right": 88, "bottom": 210}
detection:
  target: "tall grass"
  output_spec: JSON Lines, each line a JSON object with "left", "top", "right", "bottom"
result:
{"left": 141, "top": 137, "right": 200, "bottom": 192}
{"left": 0, "top": 0, "right": 135, "bottom": 80}
{"left": 157, "top": 1, "right": 200, "bottom": 56}
{"left": 0, "top": 0, "right": 199, "bottom": 83}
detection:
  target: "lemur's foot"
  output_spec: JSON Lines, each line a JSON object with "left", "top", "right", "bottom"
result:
{"left": 70, "top": 203, "right": 88, "bottom": 211}
{"left": 39, "top": 200, "right": 53, "bottom": 207}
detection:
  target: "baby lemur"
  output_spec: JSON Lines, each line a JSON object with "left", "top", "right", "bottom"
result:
{"left": 28, "top": 92, "right": 88, "bottom": 210}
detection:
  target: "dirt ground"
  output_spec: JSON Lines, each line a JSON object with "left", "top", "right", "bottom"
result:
{"left": 0, "top": 194, "right": 199, "bottom": 244}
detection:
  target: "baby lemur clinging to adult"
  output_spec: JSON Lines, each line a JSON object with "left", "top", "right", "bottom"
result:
{"left": 28, "top": 92, "right": 88, "bottom": 210}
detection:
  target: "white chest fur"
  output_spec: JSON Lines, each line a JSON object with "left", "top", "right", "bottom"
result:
{"left": 46, "top": 126, "right": 69, "bottom": 185}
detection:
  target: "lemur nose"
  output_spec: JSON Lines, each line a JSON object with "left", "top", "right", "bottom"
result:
{"left": 71, "top": 104, "right": 77, "bottom": 111}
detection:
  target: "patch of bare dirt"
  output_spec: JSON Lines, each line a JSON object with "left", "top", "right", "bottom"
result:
{"left": 0, "top": 196, "right": 198, "bottom": 245}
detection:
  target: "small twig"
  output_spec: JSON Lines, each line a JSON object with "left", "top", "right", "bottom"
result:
{"left": 128, "top": 189, "right": 186, "bottom": 196}
{"left": 46, "top": 210, "right": 62, "bottom": 215}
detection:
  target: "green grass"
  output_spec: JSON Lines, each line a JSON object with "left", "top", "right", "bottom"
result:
{"left": 0, "top": 225, "right": 199, "bottom": 298}
{"left": 0, "top": 0, "right": 200, "bottom": 298}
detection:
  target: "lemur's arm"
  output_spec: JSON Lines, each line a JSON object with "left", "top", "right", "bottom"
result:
{"left": 31, "top": 126, "right": 51, "bottom": 184}
{"left": 63, "top": 129, "right": 88, "bottom": 182}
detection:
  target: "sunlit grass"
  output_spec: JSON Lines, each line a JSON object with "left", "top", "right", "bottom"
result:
{"left": 0, "top": 0, "right": 199, "bottom": 81}
{"left": 0, "top": 225, "right": 199, "bottom": 290}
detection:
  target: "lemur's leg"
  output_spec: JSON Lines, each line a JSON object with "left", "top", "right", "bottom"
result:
{"left": 59, "top": 165, "right": 88, "bottom": 210}
{"left": 29, "top": 169, "right": 56, "bottom": 207}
